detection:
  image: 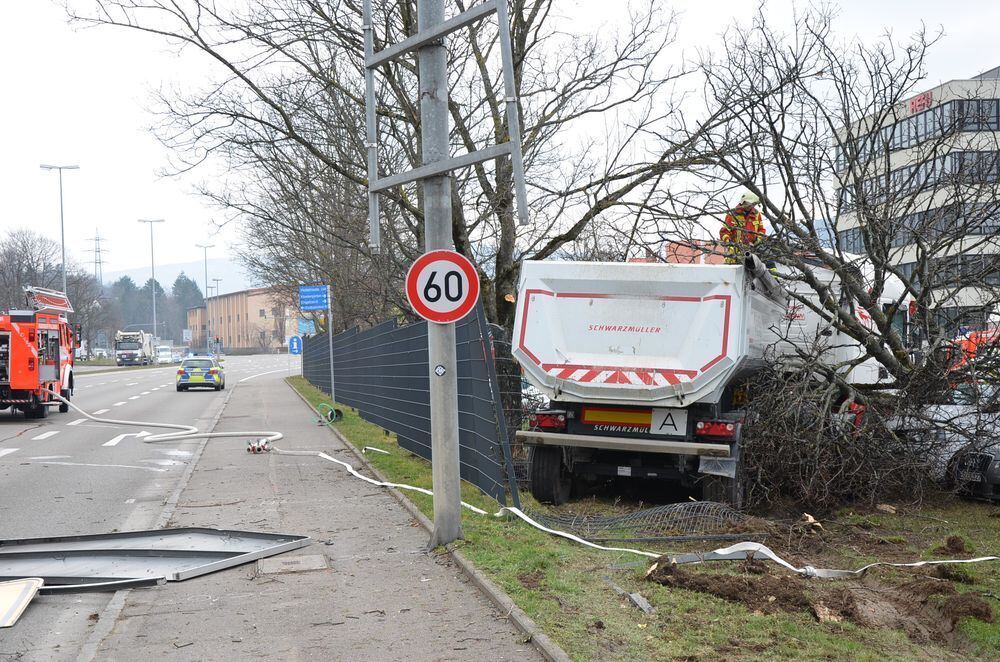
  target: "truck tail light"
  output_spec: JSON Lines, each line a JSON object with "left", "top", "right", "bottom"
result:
{"left": 528, "top": 411, "right": 567, "bottom": 431}
{"left": 28, "top": 357, "right": 35, "bottom": 370}
{"left": 694, "top": 420, "right": 737, "bottom": 439}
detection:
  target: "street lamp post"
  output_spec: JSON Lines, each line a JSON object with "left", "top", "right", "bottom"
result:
{"left": 40, "top": 164, "right": 80, "bottom": 294}
{"left": 212, "top": 278, "right": 223, "bottom": 352}
{"left": 138, "top": 219, "right": 165, "bottom": 342}
{"left": 196, "top": 243, "right": 214, "bottom": 352}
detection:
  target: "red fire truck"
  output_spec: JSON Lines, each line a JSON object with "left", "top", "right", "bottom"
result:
{"left": 0, "top": 287, "right": 80, "bottom": 418}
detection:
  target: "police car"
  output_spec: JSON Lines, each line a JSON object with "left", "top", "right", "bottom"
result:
{"left": 176, "top": 357, "right": 226, "bottom": 391}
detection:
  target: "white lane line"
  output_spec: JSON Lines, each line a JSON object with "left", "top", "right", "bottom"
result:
{"left": 151, "top": 387, "right": 161, "bottom": 391}
{"left": 113, "top": 401, "right": 127, "bottom": 407}
{"left": 141, "top": 391, "right": 151, "bottom": 395}
{"left": 125, "top": 498, "right": 136, "bottom": 504}
{"left": 103, "top": 431, "right": 150, "bottom": 447}
{"left": 0, "top": 448, "right": 19, "bottom": 458}
{"left": 28, "top": 455, "right": 70, "bottom": 460}
{"left": 30, "top": 461, "right": 167, "bottom": 473}
{"left": 67, "top": 419, "right": 87, "bottom": 426}
{"left": 126, "top": 382, "right": 139, "bottom": 386}
{"left": 128, "top": 396, "right": 141, "bottom": 400}
{"left": 32, "top": 431, "right": 60, "bottom": 440}
{"left": 92, "top": 409, "right": 110, "bottom": 415}
{"left": 238, "top": 368, "right": 289, "bottom": 383}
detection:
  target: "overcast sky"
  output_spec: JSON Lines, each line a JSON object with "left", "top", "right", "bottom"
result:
{"left": 1, "top": 0, "right": 997, "bottom": 278}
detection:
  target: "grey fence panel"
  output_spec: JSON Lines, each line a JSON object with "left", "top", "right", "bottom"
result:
{"left": 301, "top": 305, "right": 519, "bottom": 507}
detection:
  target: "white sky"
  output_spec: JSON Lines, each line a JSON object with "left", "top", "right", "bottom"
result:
{"left": 1, "top": 0, "right": 997, "bottom": 275}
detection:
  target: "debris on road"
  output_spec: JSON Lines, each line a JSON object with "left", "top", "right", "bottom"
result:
{"left": 0, "top": 527, "right": 310, "bottom": 595}
{"left": 0, "top": 577, "right": 43, "bottom": 628}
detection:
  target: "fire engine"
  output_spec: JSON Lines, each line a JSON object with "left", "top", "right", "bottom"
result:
{"left": 0, "top": 287, "right": 80, "bottom": 419}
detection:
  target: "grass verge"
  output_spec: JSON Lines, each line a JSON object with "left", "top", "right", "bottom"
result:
{"left": 288, "top": 376, "right": 999, "bottom": 660}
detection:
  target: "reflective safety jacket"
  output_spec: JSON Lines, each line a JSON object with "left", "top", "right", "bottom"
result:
{"left": 720, "top": 204, "right": 766, "bottom": 245}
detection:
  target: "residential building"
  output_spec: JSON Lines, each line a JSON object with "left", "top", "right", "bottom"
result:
{"left": 833, "top": 66, "right": 1000, "bottom": 333}
{"left": 187, "top": 287, "right": 293, "bottom": 352}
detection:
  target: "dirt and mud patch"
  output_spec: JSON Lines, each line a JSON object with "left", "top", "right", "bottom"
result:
{"left": 646, "top": 559, "right": 992, "bottom": 642}
{"left": 518, "top": 569, "right": 545, "bottom": 590}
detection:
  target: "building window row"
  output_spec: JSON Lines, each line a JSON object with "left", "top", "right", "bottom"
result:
{"left": 835, "top": 98, "right": 1000, "bottom": 169}
{"left": 839, "top": 150, "right": 1000, "bottom": 208}
{"left": 837, "top": 203, "right": 1000, "bottom": 252}
{"left": 894, "top": 255, "right": 1000, "bottom": 288}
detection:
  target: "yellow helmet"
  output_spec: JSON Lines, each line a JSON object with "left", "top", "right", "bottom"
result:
{"left": 739, "top": 192, "right": 760, "bottom": 205}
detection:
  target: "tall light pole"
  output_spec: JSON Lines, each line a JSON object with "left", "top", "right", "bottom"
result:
{"left": 138, "top": 219, "right": 165, "bottom": 341}
{"left": 196, "top": 243, "right": 214, "bottom": 352}
{"left": 40, "top": 164, "right": 80, "bottom": 294}
{"left": 212, "top": 278, "right": 223, "bottom": 352}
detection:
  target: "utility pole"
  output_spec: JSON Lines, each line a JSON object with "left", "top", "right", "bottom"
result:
{"left": 40, "top": 164, "right": 80, "bottom": 294}
{"left": 196, "top": 243, "right": 214, "bottom": 352}
{"left": 138, "top": 219, "right": 165, "bottom": 341}
{"left": 212, "top": 278, "right": 223, "bottom": 353}
{"left": 417, "top": 0, "right": 463, "bottom": 548}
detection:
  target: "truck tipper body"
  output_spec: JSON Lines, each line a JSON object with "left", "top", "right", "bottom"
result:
{"left": 0, "top": 287, "right": 79, "bottom": 418}
{"left": 512, "top": 256, "right": 909, "bottom": 505}
{"left": 115, "top": 330, "right": 153, "bottom": 366}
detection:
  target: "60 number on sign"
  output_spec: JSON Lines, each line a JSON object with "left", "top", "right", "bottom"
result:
{"left": 405, "top": 250, "right": 480, "bottom": 324}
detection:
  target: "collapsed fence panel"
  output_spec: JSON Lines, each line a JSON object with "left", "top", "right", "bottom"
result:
{"left": 302, "top": 305, "right": 519, "bottom": 507}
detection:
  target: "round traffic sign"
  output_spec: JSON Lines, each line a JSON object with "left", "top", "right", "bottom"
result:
{"left": 405, "top": 250, "right": 480, "bottom": 324}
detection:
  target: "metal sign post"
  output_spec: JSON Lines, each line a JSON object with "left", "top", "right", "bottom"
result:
{"left": 363, "top": 0, "right": 529, "bottom": 547}
{"left": 326, "top": 285, "right": 336, "bottom": 407}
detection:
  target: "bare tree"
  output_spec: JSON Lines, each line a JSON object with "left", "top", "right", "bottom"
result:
{"left": 68, "top": 0, "right": 714, "bottom": 331}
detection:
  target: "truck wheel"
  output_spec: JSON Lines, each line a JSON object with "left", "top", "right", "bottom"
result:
{"left": 702, "top": 474, "right": 745, "bottom": 509}
{"left": 530, "top": 446, "right": 573, "bottom": 505}
{"left": 58, "top": 390, "right": 70, "bottom": 413}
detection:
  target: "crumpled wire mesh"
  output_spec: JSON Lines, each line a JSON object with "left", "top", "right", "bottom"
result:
{"left": 528, "top": 501, "right": 752, "bottom": 542}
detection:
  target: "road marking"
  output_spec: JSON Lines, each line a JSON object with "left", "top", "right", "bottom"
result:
{"left": 32, "top": 431, "right": 60, "bottom": 440}
{"left": 113, "top": 402, "right": 127, "bottom": 407}
{"left": 238, "top": 368, "right": 289, "bottom": 382}
{"left": 0, "top": 449, "right": 18, "bottom": 458}
{"left": 141, "top": 391, "right": 151, "bottom": 395}
{"left": 67, "top": 419, "right": 86, "bottom": 426}
{"left": 28, "top": 455, "right": 70, "bottom": 460}
{"left": 93, "top": 409, "right": 110, "bottom": 415}
{"left": 128, "top": 396, "right": 141, "bottom": 400}
{"left": 103, "top": 431, "right": 151, "bottom": 447}
{"left": 125, "top": 498, "right": 136, "bottom": 504}
{"left": 126, "top": 382, "right": 138, "bottom": 386}
{"left": 151, "top": 387, "right": 161, "bottom": 391}
{"left": 30, "top": 461, "right": 167, "bottom": 473}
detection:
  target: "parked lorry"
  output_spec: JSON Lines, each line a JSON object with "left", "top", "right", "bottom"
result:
{"left": 512, "top": 254, "right": 911, "bottom": 505}
{"left": 115, "top": 330, "right": 153, "bottom": 366}
{"left": 0, "top": 287, "right": 80, "bottom": 418}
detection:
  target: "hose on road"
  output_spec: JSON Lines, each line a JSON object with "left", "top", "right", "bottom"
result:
{"left": 46, "top": 388, "right": 1000, "bottom": 578}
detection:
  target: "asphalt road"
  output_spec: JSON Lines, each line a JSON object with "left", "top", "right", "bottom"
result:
{"left": 0, "top": 353, "right": 300, "bottom": 660}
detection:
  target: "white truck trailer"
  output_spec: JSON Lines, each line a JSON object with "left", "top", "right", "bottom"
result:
{"left": 512, "top": 254, "right": 909, "bottom": 505}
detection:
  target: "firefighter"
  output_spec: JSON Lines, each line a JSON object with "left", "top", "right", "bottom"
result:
{"left": 720, "top": 192, "right": 766, "bottom": 264}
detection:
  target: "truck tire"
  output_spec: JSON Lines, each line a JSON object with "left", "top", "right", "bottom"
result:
{"left": 58, "top": 389, "right": 70, "bottom": 413}
{"left": 530, "top": 446, "right": 573, "bottom": 505}
{"left": 702, "top": 473, "right": 746, "bottom": 510}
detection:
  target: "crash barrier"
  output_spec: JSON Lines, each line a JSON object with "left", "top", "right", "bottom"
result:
{"left": 302, "top": 302, "right": 521, "bottom": 507}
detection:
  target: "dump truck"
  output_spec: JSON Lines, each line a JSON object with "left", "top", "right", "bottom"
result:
{"left": 0, "top": 287, "right": 80, "bottom": 418}
{"left": 114, "top": 330, "right": 153, "bottom": 366}
{"left": 512, "top": 254, "right": 909, "bottom": 506}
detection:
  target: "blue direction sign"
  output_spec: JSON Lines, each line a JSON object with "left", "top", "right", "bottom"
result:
{"left": 297, "top": 318, "right": 316, "bottom": 335}
{"left": 288, "top": 336, "right": 303, "bottom": 355}
{"left": 298, "top": 285, "right": 329, "bottom": 311}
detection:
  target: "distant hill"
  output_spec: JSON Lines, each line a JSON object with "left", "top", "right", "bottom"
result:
{"left": 103, "top": 258, "right": 253, "bottom": 297}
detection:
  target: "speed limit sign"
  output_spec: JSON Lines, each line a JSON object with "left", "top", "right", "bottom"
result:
{"left": 405, "top": 250, "right": 480, "bottom": 324}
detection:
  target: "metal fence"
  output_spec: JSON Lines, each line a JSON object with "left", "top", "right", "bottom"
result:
{"left": 302, "top": 304, "right": 520, "bottom": 507}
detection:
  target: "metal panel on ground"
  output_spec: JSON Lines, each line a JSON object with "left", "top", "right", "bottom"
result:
{"left": 0, "top": 528, "right": 311, "bottom": 593}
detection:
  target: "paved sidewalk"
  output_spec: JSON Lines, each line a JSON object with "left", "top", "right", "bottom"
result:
{"left": 94, "top": 375, "right": 540, "bottom": 661}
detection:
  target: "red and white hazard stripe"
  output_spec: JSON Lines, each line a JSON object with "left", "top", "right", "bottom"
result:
{"left": 545, "top": 367, "right": 693, "bottom": 386}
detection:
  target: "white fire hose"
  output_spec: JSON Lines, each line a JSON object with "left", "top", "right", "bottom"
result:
{"left": 47, "top": 389, "right": 999, "bottom": 579}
